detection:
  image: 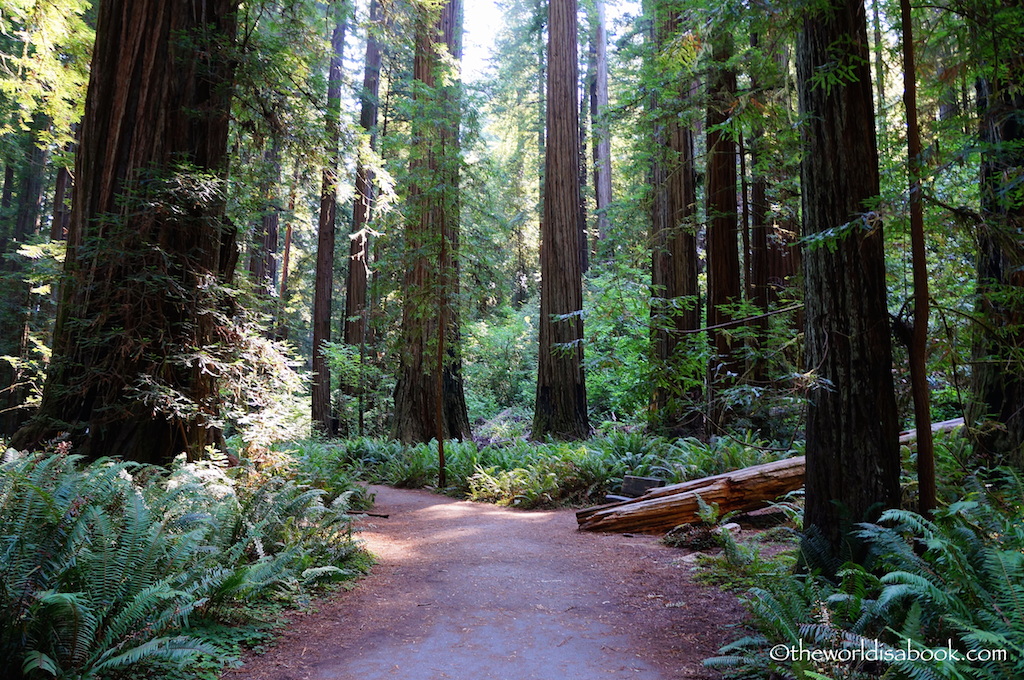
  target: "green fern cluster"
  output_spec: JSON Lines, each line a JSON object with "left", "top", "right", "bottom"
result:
{"left": 319, "top": 432, "right": 799, "bottom": 508}
{"left": 0, "top": 448, "right": 366, "bottom": 680}
{"left": 707, "top": 469, "right": 1024, "bottom": 680}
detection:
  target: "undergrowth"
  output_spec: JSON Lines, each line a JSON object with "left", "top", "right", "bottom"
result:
{"left": 0, "top": 445, "right": 369, "bottom": 680}
{"left": 314, "top": 430, "right": 799, "bottom": 508}
{"left": 705, "top": 460, "right": 1024, "bottom": 680}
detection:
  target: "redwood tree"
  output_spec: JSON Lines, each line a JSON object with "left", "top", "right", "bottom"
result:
{"left": 392, "top": 0, "right": 471, "bottom": 443}
{"left": 311, "top": 2, "right": 347, "bottom": 436}
{"left": 11, "top": 0, "right": 240, "bottom": 463}
{"left": 705, "top": 33, "right": 741, "bottom": 426}
{"left": 648, "top": 2, "right": 700, "bottom": 436}
{"left": 797, "top": 0, "right": 900, "bottom": 556}
{"left": 533, "top": 0, "right": 588, "bottom": 440}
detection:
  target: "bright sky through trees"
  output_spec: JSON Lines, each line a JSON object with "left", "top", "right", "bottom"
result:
{"left": 462, "top": 0, "right": 638, "bottom": 82}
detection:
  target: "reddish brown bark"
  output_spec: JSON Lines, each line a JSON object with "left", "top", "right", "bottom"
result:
{"left": 344, "top": 0, "right": 382, "bottom": 351}
{"left": 705, "top": 34, "right": 741, "bottom": 426}
{"left": 11, "top": 0, "right": 240, "bottom": 463}
{"left": 797, "top": 0, "right": 901, "bottom": 556}
{"left": 392, "top": 0, "right": 470, "bottom": 444}
{"left": 311, "top": 3, "right": 347, "bottom": 436}
{"left": 533, "top": 0, "right": 589, "bottom": 440}
{"left": 648, "top": 4, "right": 700, "bottom": 436}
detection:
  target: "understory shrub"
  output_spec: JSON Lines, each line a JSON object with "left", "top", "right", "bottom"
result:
{"left": 707, "top": 468, "right": 1024, "bottom": 680}
{"left": 0, "top": 447, "right": 367, "bottom": 680}
{"left": 321, "top": 431, "right": 798, "bottom": 508}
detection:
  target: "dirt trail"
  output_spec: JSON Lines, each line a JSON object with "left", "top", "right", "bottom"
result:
{"left": 226, "top": 485, "right": 745, "bottom": 680}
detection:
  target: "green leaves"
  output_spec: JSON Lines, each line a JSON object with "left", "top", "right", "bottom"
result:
{"left": 0, "top": 450, "right": 366, "bottom": 679}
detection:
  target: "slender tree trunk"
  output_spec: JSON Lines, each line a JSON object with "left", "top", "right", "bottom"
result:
{"left": 344, "top": 0, "right": 382, "bottom": 437}
{"left": 533, "top": 0, "right": 588, "bottom": 440}
{"left": 900, "top": 0, "right": 936, "bottom": 513}
{"left": 275, "top": 161, "right": 301, "bottom": 339}
{"left": 590, "top": 0, "right": 612, "bottom": 246}
{"left": 797, "top": 0, "right": 900, "bottom": 558}
{"left": 345, "top": 0, "right": 382, "bottom": 350}
{"left": 11, "top": 0, "right": 240, "bottom": 463}
{"left": 50, "top": 166, "right": 72, "bottom": 241}
{"left": 578, "top": 60, "right": 589, "bottom": 273}
{"left": 249, "top": 136, "right": 281, "bottom": 297}
{"left": 311, "top": 2, "right": 347, "bottom": 436}
{"left": 14, "top": 119, "right": 49, "bottom": 243}
{"left": 705, "top": 34, "right": 741, "bottom": 427}
{"left": 648, "top": 3, "right": 701, "bottom": 436}
{"left": 392, "top": 0, "right": 470, "bottom": 444}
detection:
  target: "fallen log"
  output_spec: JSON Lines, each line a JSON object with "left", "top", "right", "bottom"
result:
{"left": 898, "top": 416, "right": 964, "bottom": 445}
{"left": 576, "top": 455, "right": 805, "bottom": 534}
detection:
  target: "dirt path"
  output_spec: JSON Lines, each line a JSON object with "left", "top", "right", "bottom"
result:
{"left": 226, "top": 485, "right": 745, "bottom": 680}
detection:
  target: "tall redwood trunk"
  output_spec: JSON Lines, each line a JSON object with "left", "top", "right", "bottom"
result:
{"left": 900, "top": 0, "right": 936, "bottom": 512}
{"left": 345, "top": 0, "right": 382, "bottom": 351}
{"left": 343, "top": 0, "right": 382, "bottom": 437}
{"left": 311, "top": 2, "right": 347, "bottom": 436}
{"left": 533, "top": 0, "right": 588, "bottom": 440}
{"left": 797, "top": 0, "right": 900, "bottom": 557}
{"left": 11, "top": 0, "right": 240, "bottom": 463}
{"left": 705, "top": 34, "right": 741, "bottom": 426}
{"left": 648, "top": 2, "right": 700, "bottom": 436}
{"left": 392, "top": 0, "right": 470, "bottom": 443}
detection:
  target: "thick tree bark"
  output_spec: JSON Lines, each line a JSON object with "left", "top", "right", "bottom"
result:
{"left": 968, "top": 69, "right": 1024, "bottom": 469}
{"left": 705, "top": 34, "right": 741, "bottom": 426}
{"left": 797, "top": 0, "right": 901, "bottom": 556}
{"left": 392, "top": 0, "right": 470, "bottom": 444}
{"left": 648, "top": 4, "right": 701, "bottom": 436}
{"left": 11, "top": 0, "right": 240, "bottom": 463}
{"left": 532, "top": 0, "right": 589, "bottom": 441}
{"left": 311, "top": 3, "right": 347, "bottom": 436}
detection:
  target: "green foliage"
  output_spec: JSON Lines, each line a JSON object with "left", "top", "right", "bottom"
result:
{"left": 327, "top": 432, "right": 800, "bottom": 509}
{"left": 0, "top": 448, "right": 367, "bottom": 680}
{"left": 461, "top": 308, "right": 537, "bottom": 421}
{"left": 709, "top": 470, "right": 1024, "bottom": 680}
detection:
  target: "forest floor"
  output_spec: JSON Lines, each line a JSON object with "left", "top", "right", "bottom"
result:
{"left": 224, "top": 485, "right": 747, "bottom": 680}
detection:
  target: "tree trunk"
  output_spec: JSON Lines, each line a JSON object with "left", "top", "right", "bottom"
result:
{"left": 532, "top": 0, "right": 589, "bottom": 441}
{"left": 900, "top": 0, "right": 936, "bottom": 513}
{"left": 705, "top": 34, "right": 741, "bottom": 427}
{"left": 249, "top": 136, "right": 281, "bottom": 298}
{"left": 392, "top": 0, "right": 471, "bottom": 444}
{"left": 311, "top": 2, "right": 347, "bottom": 437}
{"left": 13, "top": 117, "right": 50, "bottom": 244}
{"left": 648, "top": 3, "right": 701, "bottom": 436}
{"left": 11, "top": 0, "right": 240, "bottom": 463}
{"left": 968, "top": 68, "right": 1024, "bottom": 469}
{"left": 590, "top": 0, "right": 612, "bottom": 246}
{"left": 275, "top": 162, "right": 301, "bottom": 339}
{"left": 797, "top": 0, "right": 901, "bottom": 557}
{"left": 50, "top": 166, "right": 72, "bottom": 241}
{"left": 344, "top": 0, "right": 382, "bottom": 351}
